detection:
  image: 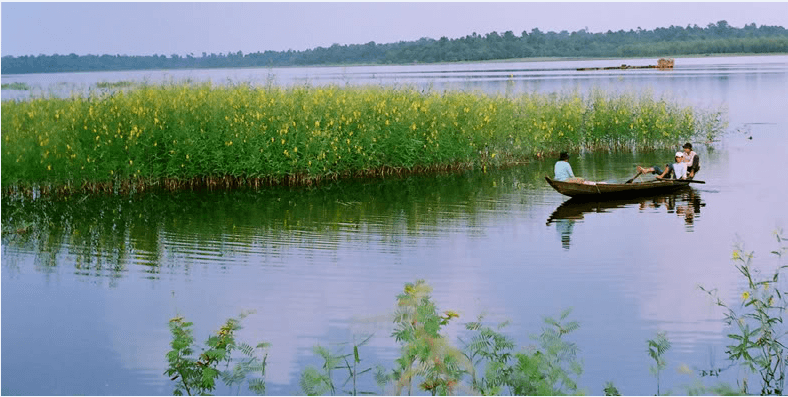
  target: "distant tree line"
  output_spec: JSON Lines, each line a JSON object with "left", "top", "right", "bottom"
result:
{"left": 2, "top": 20, "right": 787, "bottom": 74}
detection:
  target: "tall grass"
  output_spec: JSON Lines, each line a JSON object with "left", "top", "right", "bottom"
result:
{"left": 1, "top": 83, "right": 725, "bottom": 196}
{"left": 1, "top": 82, "right": 31, "bottom": 90}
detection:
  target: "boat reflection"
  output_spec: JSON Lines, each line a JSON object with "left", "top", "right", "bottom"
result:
{"left": 546, "top": 189, "right": 705, "bottom": 249}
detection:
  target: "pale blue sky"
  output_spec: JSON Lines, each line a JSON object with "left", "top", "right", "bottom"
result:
{"left": 2, "top": 2, "right": 788, "bottom": 57}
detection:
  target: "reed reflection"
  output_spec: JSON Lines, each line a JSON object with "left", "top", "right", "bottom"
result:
{"left": 546, "top": 189, "right": 705, "bottom": 249}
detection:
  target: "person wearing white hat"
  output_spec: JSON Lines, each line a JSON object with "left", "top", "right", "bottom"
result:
{"left": 630, "top": 151, "right": 688, "bottom": 182}
{"left": 654, "top": 152, "right": 688, "bottom": 180}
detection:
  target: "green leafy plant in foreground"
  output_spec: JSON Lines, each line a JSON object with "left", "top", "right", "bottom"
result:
{"left": 647, "top": 331, "right": 672, "bottom": 396}
{"left": 700, "top": 230, "right": 788, "bottom": 395}
{"left": 509, "top": 308, "right": 583, "bottom": 396}
{"left": 603, "top": 381, "right": 621, "bottom": 396}
{"left": 460, "top": 309, "right": 583, "bottom": 396}
{"left": 165, "top": 313, "right": 268, "bottom": 396}
{"left": 299, "top": 335, "right": 377, "bottom": 396}
{"left": 391, "top": 280, "right": 470, "bottom": 396}
{"left": 461, "top": 315, "right": 516, "bottom": 395}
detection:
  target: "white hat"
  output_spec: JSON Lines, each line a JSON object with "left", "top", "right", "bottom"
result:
{"left": 675, "top": 151, "right": 685, "bottom": 158}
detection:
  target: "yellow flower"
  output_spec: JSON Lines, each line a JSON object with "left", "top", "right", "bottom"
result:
{"left": 47, "top": 164, "right": 51, "bottom": 171}
{"left": 732, "top": 250, "right": 740, "bottom": 260}
{"left": 129, "top": 160, "right": 133, "bottom": 165}
{"left": 742, "top": 291, "right": 750, "bottom": 302}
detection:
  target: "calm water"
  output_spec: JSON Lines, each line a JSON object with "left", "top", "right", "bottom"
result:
{"left": 2, "top": 56, "right": 788, "bottom": 395}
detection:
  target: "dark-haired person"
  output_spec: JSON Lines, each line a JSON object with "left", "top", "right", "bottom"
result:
{"left": 682, "top": 143, "right": 700, "bottom": 179}
{"left": 554, "top": 151, "right": 583, "bottom": 182}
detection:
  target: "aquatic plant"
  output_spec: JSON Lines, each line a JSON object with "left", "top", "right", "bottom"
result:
{"left": 700, "top": 230, "right": 788, "bottom": 395}
{"left": 603, "top": 381, "right": 622, "bottom": 396}
{"left": 1, "top": 83, "right": 724, "bottom": 197}
{"left": 460, "top": 315, "right": 516, "bottom": 395}
{"left": 647, "top": 331, "right": 672, "bottom": 396}
{"left": 1, "top": 82, "right": 30, "bottom": 90}
{"left": 508, "top": 308, "right": 583, "bottom": 395}
{"left": 299, "top": 335, "right": 376, "bottom": 396}
{"left": 95, "top": 80, "right": 135, "bottom": 89}
{"left": 390, "top": 280, "right": 470, "bottom": 396}
{"left": 164, "top": 313, "right": 269, "bottom": 396}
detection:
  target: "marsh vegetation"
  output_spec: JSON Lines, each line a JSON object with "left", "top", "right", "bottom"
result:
{"left": 1, "top": 83, "right": 724, "bottom": 197}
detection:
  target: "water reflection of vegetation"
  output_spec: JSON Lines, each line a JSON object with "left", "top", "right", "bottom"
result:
{"left": 0, "top": 166, "right": 548, "bottom": 275}
{"left": 547, "top": 189, "right": 705, "bottom": 249}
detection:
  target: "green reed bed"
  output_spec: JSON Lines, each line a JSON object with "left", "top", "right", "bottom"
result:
{"left": 1, "top": 83, "right": 724, "bottom": 196}
{"left": 1, "top": 82, "right": 31, "bottom": 90}
{"left": 95, "top": 80, "right": 135, "bottom": 89}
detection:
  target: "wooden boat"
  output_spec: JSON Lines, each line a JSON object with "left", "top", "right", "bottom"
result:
{"left": 545, "top": 176, "right": 692, "bottom": 199}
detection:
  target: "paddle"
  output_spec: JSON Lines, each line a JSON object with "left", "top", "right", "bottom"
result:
{"left": 624, "top": 172, "right": 642, "bottom": 184}
{"left": 625, "top": 174, "right": 706, "bottom": 184}
{"left": 654, "top": 177, "right": 706, "bottom": 184}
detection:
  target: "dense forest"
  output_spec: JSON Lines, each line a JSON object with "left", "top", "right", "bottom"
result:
{"left": 3, "top": 20, "right": 787, "bottom": 74}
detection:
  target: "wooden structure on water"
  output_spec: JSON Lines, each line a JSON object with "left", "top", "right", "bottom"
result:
{"left": 545, "top": 176, "right": 694, "bottom": 199}
{"left": 577, "top": 58, "right": 675, "bottom": 71}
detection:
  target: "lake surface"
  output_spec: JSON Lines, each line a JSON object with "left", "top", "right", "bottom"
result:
{"left": 2, "top": 56, "right": 788, "bottom": 395}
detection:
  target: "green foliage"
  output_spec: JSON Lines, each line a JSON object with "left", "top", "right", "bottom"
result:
{"left": 373, "top": 364, "right": 391, "bottom": 395}
{"left": 603, "top": 381, "right": 621, "bottom": 396}
{"left": 299, "top": 335, "right": 377, "bottom": 396}
{"left": 1, "top": 82, "right": 30, "bottom": 90}
{"left": 700, "top": 230, "right": 788, "bottom": 395}
{"left": 459, "top": 309, "right": 583, "bottom": 396}
{"left": 647, "top": 331, "right": 672, "bottom": 396}
{"left": 1, "top": 84, "right": 723, "bottom": 196}
{"left": 299, "top": 344, "right": 340, "bottom": 396}
{"left": 391, "top": 280, "right": 470, "bottom": 395}
{"left": 509, "top": 308, "right": 583, "bottom": 396}
{"left": 461, "top": 315, "right": 515, "bottom": 395}
{"left": 95, "top": 81, "right": 134, "bottom": 89}
{"left": 3, "top": 20, "right": 788, "bottom": 73}
{"left": 164, "top": 314, "right": 268, "bottom": 396}
{"left": 339, "top": 335, "right": 376, "bottom": 396}
{"left": 684, "top": 380, "right": 745, "bottom": 396}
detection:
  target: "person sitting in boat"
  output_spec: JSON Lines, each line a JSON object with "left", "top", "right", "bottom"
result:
{"left": 682, "top": 142, "right": 700, "bottom": 179}
{"left": 633, "top": 152, "right": 688, "bottom": 181}
{"left": 655, "top": 152, "right": 688, "bottom": 180}
{"left": 554, "top": 151, "right": 584, "bottom": 182}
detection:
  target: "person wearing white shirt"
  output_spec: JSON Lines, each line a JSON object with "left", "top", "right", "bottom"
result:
{"left": 656, "top": 152, "right": 688, "bottom": 180}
